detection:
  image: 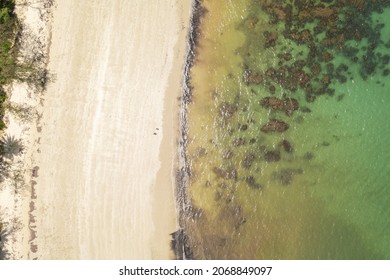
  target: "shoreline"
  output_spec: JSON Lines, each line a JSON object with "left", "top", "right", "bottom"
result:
{"left": 174, "top": 0, "right": 204, "bottom": 260}
{"left": 151, "top": 0, "right": 192, "bottom": 260}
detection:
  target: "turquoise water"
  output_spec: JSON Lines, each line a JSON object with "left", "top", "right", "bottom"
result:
{"left": 183, "top": 0, "right": 390, "bottom": 259}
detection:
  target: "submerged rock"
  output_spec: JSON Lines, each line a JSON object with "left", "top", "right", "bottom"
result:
{"left": 303, "top": 152, "right": 314, "bottom": 160}
{"left": 219, "top": 102, "right": 237, "bottom": 119}
{"left": 321, "top": 51, "right": 334, "bottom": 62}
{"left": 195, "top": 147, "right": 207, "bottom": 158}
{"left": 283, "top": 53, "right": 292, "bottom": 61}
{"left": 272, "top": 168, "right": 303, "bottom": 186}
{"left": 245, "top": 176, "right": 263, "bottom": 189}
{"left": 300, "top": 106, "right": 312, "bottom": 113}
{"left": 242, "top": 154, "right": 255, "bottom": 169}
{"left": 213, "top": 167, "right": 237, "bottom": 180}
{"left": 261, "top": 119, "right": 289, "bottom": 133}
{"left": 170, "top": 229, "right": 193, "bottom": 260}
{"left": 264, "top": 31, "right": 278, "bottom": 48}
{"left": 279, "top": 139, "right": 293, "bottom": 153}
{"left": 244, "top": 70, "right": 264, "bottom": 84}
{"left": 260, "top": 97, "right": 299, "bottom": 116}
{"left": 222, "top": 150, "right": 234, "bottom": 159}
{"left": 238, "top": 124, "right": 248, "bottom": 131}
{"left": 264, "top": 150, "right": 281, "bottom": 162}
{"left": 233, "top": 138, "right": 246, "bottom": 146}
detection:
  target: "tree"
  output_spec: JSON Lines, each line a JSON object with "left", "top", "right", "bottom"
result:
{"left": 0, "top": 135, "right": 23, "bottom": 160}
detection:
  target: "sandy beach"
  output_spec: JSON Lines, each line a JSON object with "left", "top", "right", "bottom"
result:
{"left": 12, "top": 0, "right": 192, "bottom": 259}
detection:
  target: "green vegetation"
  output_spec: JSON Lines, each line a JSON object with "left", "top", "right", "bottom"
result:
{"left": 0, "top": 0, "right": 50, "bottom": 132}
{"left": 0, "top": 0, "right": 18, "bottom": 131}
{"left": 0, "top": 0, "right": 19, "bottom": 260}
{"left": 0, "top": 0, "right": 53, "bottom": 260}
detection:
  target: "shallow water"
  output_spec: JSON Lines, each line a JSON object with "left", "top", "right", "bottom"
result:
{"left": 184, "top": 0, "right": 390, "bottom": 259}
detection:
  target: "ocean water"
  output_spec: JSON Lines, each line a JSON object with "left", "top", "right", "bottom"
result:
{"left": 184, "top": 0, "right": 390, "bottom": 259}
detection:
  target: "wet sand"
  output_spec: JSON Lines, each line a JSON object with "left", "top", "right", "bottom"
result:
{"left": 31, "top": 0, "right": 190, "bottom": 259}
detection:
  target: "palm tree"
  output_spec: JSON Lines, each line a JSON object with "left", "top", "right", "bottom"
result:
{"left": 0, "top": 135, "right": 23, "bottom": 160}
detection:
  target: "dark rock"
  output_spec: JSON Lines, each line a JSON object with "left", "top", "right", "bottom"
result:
{"left": 296, "top": 70, "right": 311, "bottom": 87}
{"left": 243, "top": 154, "right": 255, "bottom": 169}
{"left": 272, "top": 168, "right": 303, "bottom": 186}
{"left": 279, "top": 139, "right": 293, "bottom": 153}
{"left": 261, "top": 119, "right": 289, "bottom": 133}
{"left": 306, "top": 94, "right": 316, "bottom": 103}
{"left": 264, "top": 31, "right": 278, "bottom": 48}
{"left": 299, "top": 7, "right": 337, "bottom": 20}
{"left": 336, "top": 74, "right": 347, "bottom": 83}
{"left": 269, "top": 85, "right": 276, "bottom": 94}
{"left": 213, "top": 167, "right": 237, "bottom": 180}
{"left": 321, "top": 51, "right": 334, "bottom": 62}
{"left": 265, "top": 68, "right": 276, "bottom": 78}
{"left": 195, "top": 147, "right": 207, "bottom": 158}
{"left": 244, "top": 70, "right": 264, "bottom": 84}
{"left": 245, "top": 176, "right": 262, "bottom": 189}
{"left": 170, "top": 229, "right": 192, "bottom": 260}
{"left": 336, "top": 63, "right": 349, "bottom": 73}
{"left": 260, "top": 97, "right": 299, "bottom": 116}
{"left": 322, "top": 141, "right": 330, "bottom": 146}
{"left": 303, "top": 152, "right": 314, "bottom": 160}
{"left": 264, "top": 150, "right": 281, "bottom": 162}
{"left": 233, "top": 138, "right": 246, "bottom": 146}
{"left": 238, "top": 124, "right": 248, "bottom": 131}
{"left": 219, "top": 102, "right": 237, "bottom": 119}
{"left": 326, "top": 88, "right": 336, "bottom": 96}
{"left": 299, "top": 29, "right": 313, "bottom": 42}
{"left": 301, "top": 106, "right": 312, "bottom": 113}
{"left": 265, "top": 5, "right": 287, "bottom": 22}
{"left": 292, "top": 60, "right": 306, "bottom": 69}
{"left": 321, "top": 74, "right": 331, "bottom": 86}
{"left": 245, "top": 16, "right": 259, "bottom": 29}
{"left": 310, "top": 63, "right": 321, "bottom": 75}
{"left": 283, "top": 53, "right": 292, "bottom": 61}
{"left": 222, "top": 150, "right": 234, "bottom": 159}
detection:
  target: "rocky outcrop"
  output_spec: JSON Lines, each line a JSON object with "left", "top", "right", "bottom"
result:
{"left": 260, "top": 119, "right": 289, "bottom": 133}
{"left": 260, "top": 97, "right": 299, "bottom": 116}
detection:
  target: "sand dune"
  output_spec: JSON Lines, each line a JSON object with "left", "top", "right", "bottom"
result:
{"left": 31, "top": 0, "right": 190, "bottom": 259}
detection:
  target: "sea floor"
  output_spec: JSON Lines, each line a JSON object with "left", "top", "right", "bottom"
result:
{"left": 184, "top": 0, "right": 390, "bottom": 259}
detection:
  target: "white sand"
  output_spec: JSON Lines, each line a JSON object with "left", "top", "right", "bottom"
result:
{"left": 26, "top": 0, "right": 191, "bottom": 259}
